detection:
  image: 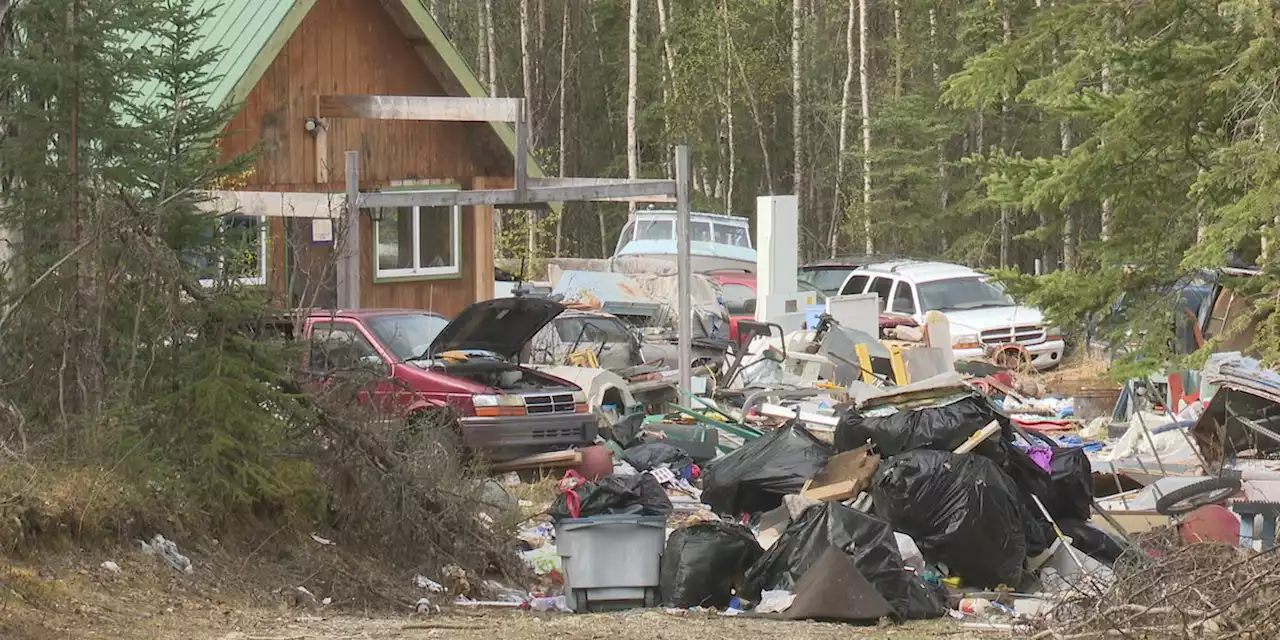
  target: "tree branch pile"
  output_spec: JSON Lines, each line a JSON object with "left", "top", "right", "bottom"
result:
{"left": 1031, "top": 527, "right": 1280, "bottom": 639}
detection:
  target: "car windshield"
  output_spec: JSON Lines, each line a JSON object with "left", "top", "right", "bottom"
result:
{"left": 365, "top": 313, "right": 450, "bottom": 361}
{"left": 554, "top": 316, "right": 632, "bottom": 343}
{"left": 802, "top": 268, "right": 854, "bottom": 294}
{"left": 916, "top": 277, "right": 1015, "bottom": 312}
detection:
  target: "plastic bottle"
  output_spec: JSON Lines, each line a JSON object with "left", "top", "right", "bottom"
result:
{"left": 958, "top": 597, "right": 990, "bottom": 615}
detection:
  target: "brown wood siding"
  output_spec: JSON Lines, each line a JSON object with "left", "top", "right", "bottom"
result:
{"left": 218, "top": 0, "right": 508, "bottom": 317}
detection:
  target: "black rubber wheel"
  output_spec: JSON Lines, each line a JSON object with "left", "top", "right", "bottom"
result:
{"left": 1155, "top": 477, "right": 1243, "bottom": 516}
{"left": 574, "top": 590, "right": 590, "bottom": 614}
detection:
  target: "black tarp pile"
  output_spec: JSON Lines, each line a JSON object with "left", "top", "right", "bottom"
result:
{"left": 743, "top": 501, "right": 947, "bottom": 621}
{"left": 691, "top": 422, "right": 946, "bottom": 622}
{"left": 702, "top": 422, "right": 832, "bottom": 516}
{"left": 833, "top": 391, "right": 1107, "bottom": 589}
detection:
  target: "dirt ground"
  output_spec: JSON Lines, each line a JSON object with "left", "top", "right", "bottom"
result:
{"left": 1, "top": 546, "right": 985, "bottom": 640}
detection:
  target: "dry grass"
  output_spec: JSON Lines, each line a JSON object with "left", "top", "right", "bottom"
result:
{"left": 1033, "top": 351, "right": 1113, "bottom": 396}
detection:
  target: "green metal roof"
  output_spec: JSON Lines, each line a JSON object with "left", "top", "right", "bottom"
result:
{"left": 128, "top": 0, "right": 310, "bottom": 110}
{"left": 128, "top": 0, "right": 541, "bottom": 175}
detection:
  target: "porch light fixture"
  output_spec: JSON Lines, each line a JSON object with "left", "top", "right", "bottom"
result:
{"left": 304, "top": 117, "right": 324, "bottom": 137}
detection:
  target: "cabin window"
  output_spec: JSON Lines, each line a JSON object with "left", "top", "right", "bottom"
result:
{"left": 189, "top": 213, "right": 267, "bottom": 287}
{"left": 635, "top": 219, "right": 673, "bottom": 241}
{"left": 713, "top": 223, "right": 750, "bottom": 247}
{"left": 374, "top": 202, "right": 461, "bottom": 278}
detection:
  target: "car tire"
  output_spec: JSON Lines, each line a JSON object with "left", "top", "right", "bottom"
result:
{"left": 1155, "top": 477, "right": 1242, "bottom": 516}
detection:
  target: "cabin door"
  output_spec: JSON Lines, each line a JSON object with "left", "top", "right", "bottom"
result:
{"left": 286, "top": 218, "right": 338, "bottom": 308}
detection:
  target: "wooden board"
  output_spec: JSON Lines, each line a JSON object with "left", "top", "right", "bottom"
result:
{"left": 318, "top": 95, "right": 522, "bottom": 122}
{"left": 801, "top": 446, "right": 880, "bottom": 502}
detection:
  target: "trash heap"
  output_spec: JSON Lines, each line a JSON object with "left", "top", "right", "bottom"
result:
{"left": 492, "top": 381, "right": 1126, "bottom": 626}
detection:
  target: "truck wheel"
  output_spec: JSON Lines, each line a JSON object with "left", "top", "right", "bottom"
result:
{"left": 1155, "top": 477, "right": 1242, "bottom": 516}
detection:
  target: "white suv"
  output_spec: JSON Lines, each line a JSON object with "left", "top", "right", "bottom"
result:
{"left": 837, "top": 260, "right": 1065, "bottom": 370}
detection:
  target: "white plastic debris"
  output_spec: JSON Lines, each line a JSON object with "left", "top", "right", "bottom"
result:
{"left": 520, "top": 545, "right": 562, "bottom": 576}
{"left": 894, "top": 532, "right": 925, "bottom": 574}
{"left": 755, "top": 590, "right": 796, "bottom": 614}
{"left": 412, "top": 574, "right": 445, "bottom": 592}
{"left": 321, "top": 596, "right": 332, "bottom": 606}
{"left": 140, "top": 534, "right": 193, "bottom": 575}
{"left": 310, "top": 533, "right": 334, "bottom": 546}
{"left": 100, "top": 561, "right": 121, "bottom": 574}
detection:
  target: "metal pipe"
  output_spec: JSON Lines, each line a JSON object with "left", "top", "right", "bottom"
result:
{"left": 675, "top": 145, "right": 692, "bottom": 394}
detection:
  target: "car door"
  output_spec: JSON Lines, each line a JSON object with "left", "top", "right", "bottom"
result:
{"left": 888, "top": 279, "right": 920, "bottom": 320}
{"left": 839, "top": 273, "right": 871, "bottom": 296}
{"left": 306, "top": 320, "right": 396, "bottom": 414}
{"left": 866, "top": 276, "right": 895, "bottom": 313}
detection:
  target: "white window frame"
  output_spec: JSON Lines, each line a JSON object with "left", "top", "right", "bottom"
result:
{"left": 372, "top": 196, "right": 462, "bottom": 279}
{"left": 198, "top": 214, "right": 268, "bottom": 288}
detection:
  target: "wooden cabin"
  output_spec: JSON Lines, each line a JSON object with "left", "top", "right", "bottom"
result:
{"left": 155, "top": 0, "right": 543, "bottom": 316}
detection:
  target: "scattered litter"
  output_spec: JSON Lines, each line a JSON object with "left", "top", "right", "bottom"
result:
{"left": 140, "top": 534, "right": 193, "bottom": 575}
{"left": 412, "top": 574, "right": 444, "bottom": 592}
{"left": 309, "top": 533, "right": 334, "bottom": 546}
{"left": 100, "top": 561, "right": 121, "bottom": 574}
{"left": 520, "top": 545, "right": 562, "bottom": 576}
{"left": 755, "top": 590, "right": 796, "bottom": 614}
{"left": 414, "top": 597, "right": 438, "bottom": 614}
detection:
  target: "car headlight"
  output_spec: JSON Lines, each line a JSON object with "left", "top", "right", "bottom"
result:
{"left": 1046, "top": 326, "right": 1063, "bottom": 340}
{"left": 474, "top": 394, "right": 525, "bottom": 407}
{"left": 572, "top": 390, "right": 590, "bottom": 413}
{"left": 952, "top": 333, "right": 981, "bottom": 349}
{"left": 473, "top": 394, "right": 498, "bottom": 407}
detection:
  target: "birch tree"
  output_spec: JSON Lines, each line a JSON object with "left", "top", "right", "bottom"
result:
{"left": 555, "top": 0, "right": 572, "bottom": 257}
{"left": 859, "top": 0, "right": 872, "bottom": 254}
{"left": 829, "top": 0, "right": 856, "bottom": 257}
{"left": 521, "top": 0, "right": 535, "bottom": 259}
{"left": 791, "top": 0, "right": 803, "bottom": 218}
{"left": 626, "top": 0, "right": 638, "bottom": 189}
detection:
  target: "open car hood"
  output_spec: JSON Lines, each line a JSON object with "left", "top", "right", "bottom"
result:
{"left": 429, "top": 297, "right": 567, "bottom": 359}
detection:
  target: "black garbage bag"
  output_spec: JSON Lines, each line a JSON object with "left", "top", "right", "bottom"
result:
{"left": 1001, "top": 445, "right": 1055, "bottom": 557}
{"left": 548, "top": 473, "right": 672, "bottom": 520}
{"left": 622, "top": 441, "right": 694, "bottom": 473}
{"left": 871, "top": 450, "right": 1029, "bottom": 589}
{"left": 834, "top": 393, "right": 1008, "bottom": 466}
{"left": 1059, "top": 519, "right": 1125, "bottom": 565}
{"left": 743, "top": 501, "right": 943, "bottom": 620}
{"left": 1045, "top": 446, "right": 1094, "bottom": 521}
{"left": 702, "top": 422, "right": 831, "bottom": 517}
{"left": 659, "top": 521, "right": 763, "bottom": 608}
{"left": 903, "top": 574, "right": 948, "bottom": 620}
{"left": 1022, "top": 429, "right": 1094, "bottom": 521}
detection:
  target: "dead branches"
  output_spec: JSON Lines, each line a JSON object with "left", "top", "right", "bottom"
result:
{"left": 1039, "top": 528, "right": 1280, "bottom": 639}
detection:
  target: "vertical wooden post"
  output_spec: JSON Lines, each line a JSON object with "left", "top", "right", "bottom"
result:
{"left": 675, "top": 145, "right": 692, "bottom": 393}
{"left": 338, "top": 151, "right": 361, "bottom": 309}
{"left": 514, "top": 98, "right": 528, "bottom": 200}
